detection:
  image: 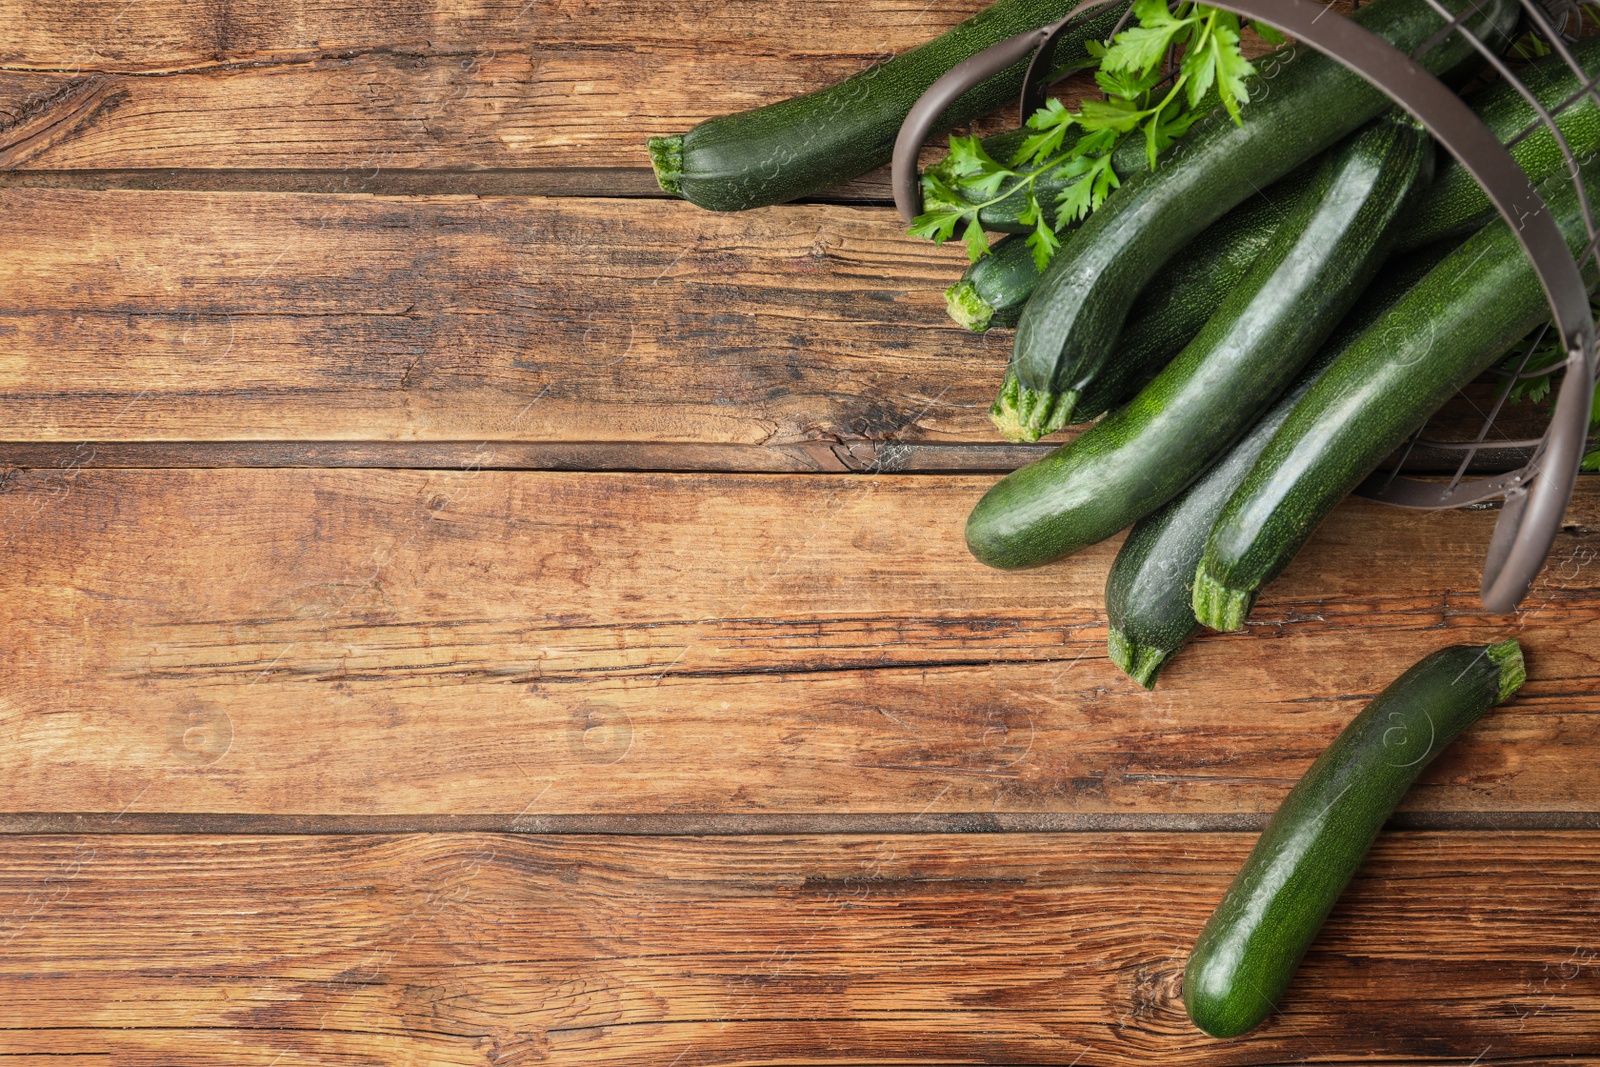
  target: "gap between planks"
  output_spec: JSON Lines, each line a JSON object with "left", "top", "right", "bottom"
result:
{"left": 0, "top": 166, "right": 894, "bottom": 201}
{"left": 3, "top": 810, "right": 1597, "bottom": 835}
{"left": 0, "top": 440, "right": 1049, "bottom": 474}
{"left": 0, "top": 441, "right": 1536, "bottom": 475}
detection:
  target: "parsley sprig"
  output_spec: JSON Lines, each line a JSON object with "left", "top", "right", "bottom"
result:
{"left": 910, "top": 0, "right": 1282, "bottom": 270}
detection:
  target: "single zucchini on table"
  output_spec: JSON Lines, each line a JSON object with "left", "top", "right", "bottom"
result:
{"left": 647, "top": 0, "right": 1128, "bottom": 212}
{"left": 966, "top": 114, "right": 1433, "bottom": 571}
{"left": 1002, "top": 0, "right": 1518, "bottom": 436}
{"left": 1185, "top": 640, "right": 1526, "bottom": 1037}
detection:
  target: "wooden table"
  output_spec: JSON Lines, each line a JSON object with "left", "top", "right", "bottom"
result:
{"left": 2, "top": 2, "right": 1598, "bottom": 1061}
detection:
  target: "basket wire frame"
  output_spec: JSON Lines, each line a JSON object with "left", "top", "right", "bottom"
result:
{"left": 890, "top": 0, "right": 1600, "bottom": 612}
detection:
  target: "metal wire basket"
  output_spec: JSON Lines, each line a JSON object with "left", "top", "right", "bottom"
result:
{"left": 891, "top": 0, "right": 1599, "bottom": 613}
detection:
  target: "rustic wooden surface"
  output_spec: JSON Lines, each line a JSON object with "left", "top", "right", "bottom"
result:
{"left": 0, "top": 187, "right": 1540, "bottom": 458}
{"left": 1, "top": 0, "right": 1596, "bottom": 1062}
{"left": 4, "top": 468, "right": 1600, "bottom": 820}
{"left": 0, "top": 833, "right": 1597, "bottom": 1063}
{"left": 0, "top": 0, "right": 997, "bottom": 172}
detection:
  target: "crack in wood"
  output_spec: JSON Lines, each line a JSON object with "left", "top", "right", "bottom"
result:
{"left": 0, "top": 44, "right": 503, "bottom": 79}
{"left": 2, "top": 810, "right": 1597, "bottom": 835}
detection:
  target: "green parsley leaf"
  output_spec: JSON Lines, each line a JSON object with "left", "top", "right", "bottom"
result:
{"left": 1208, "top": 22, "right": 1255, "bottom": 122}
{"left": 1026, "top": 214, "right": 1061, "bottom": 271}
{"left": 945, "top": 134, "right": 1001, "bottom": 177}
{"left": 908, "top": 1, "right": 1273, "bottom": 267}
{"left": 961, "top": 217, "right": 991, "bottom": 262}
{"left": 1095, "top": 65, "right": 1161, "bottom": 103}
{"left": 908, "top": 206, "right": 964, "bottom": 245}
{"left": 1104, "top": 21, "right": 1184, "bottom": 77}
{"left": 1250, "top": 19, "right": 1287, "bottom": 45}
{"left": 1179, "top": 30, "right": 1218, "bottom": 109}
{"left": 1015, "top": 99, "right": 1076, "bottom": 166}
{"left": 1077, "top": 97, "right": 1144, "bottom": 133}
{"left": 1055, "top": 155, "right": 1118, "bottom": 227}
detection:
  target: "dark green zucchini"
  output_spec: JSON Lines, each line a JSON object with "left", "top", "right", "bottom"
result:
{"left": 1105, "top": 242, "right": 1462, "bottom": 688}
{"left": 1005, "top": 0, "right": 1518, "bottom": 426}
{"left": 990, "top": 164, "right": 1316, "bottom": 439}
{"left": 947, "top": 234, "right": 1038, "bottom": 332}
{"left": 965, "top": 115, "right": 1432, "bottom": 571}
{"left": 1193, "top": 164, "right": 1600, "bottom": 633}
{"left": 948, "top": 165, "right": 1299, "bottom": 336}
{"left": 1184, "top": 640, "right": 1526, "bottom": 1038}
{"left": 1393, "top": 37, "right": 1600, "bottom": 250}
{"left": 647, "top": 0, "right": 1128, "bottom": 212}
{"left": 957, "top": 45, "right": 1596, "bottom": 357}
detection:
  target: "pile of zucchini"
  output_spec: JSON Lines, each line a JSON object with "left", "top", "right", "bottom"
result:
{"left": 651, "top": 0, "right": 1574, "bottom": 1040}
{"left": 651, "top": 0, "right": 1600, "bottom": 692}
{"left": 968, "top": 24, "right": 1600, "bottom": 686}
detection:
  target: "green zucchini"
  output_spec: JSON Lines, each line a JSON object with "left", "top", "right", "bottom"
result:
{"left": 647, "top": 0, "right": 1128, "bottom": 212}
{"left": 953, "top": 34, "right": 1600, "bottom": 268}
{"left": 1005, "top": 0, "right": 1518, "bottom": 427}
{"left": 1393, "top": 37, "right": 1600, "bottom": 251}
{"left": 947, "top": 161, "right": 1299, "bottom": 334}
{"left": 1184, "top": 640, "right": 1526, "bottom": 1038}
{"left": 948, "top": 234, "right": 1038, "bottom": 332}
{"left": 949, "top": 167, "right": 1298, "bottom": 336}
{"left": 965, "top": 115, "right": 1432, "bottom": 571}
{"left": 957, "top": 46, "right": 1596, "bottom": 357}
{"left": 1193, "top": 163, "right": 1600, "bottom": 633}
{"left": 1105, "top": 242, "right": 1462, "bottom": 688}
{"left": 989, "top": 165, "right": 1315, "bottom": 438}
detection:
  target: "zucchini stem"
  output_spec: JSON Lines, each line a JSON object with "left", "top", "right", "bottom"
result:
{"left": 1486, "top": 638, "right": 1527, "bottom": 703}
{"left": 946, "top": 280, "right": 996, "bottom": 332}
{"left": 989, "top": 365, "right": 1078, "bottom": 442}
{"left": 1191, "top": 565, "right": 1254, "bottom": 632}
{"left": 648, "top": 135, "right": 685, "bottom": 198}
{"left": 1107, "top": 627, "right": 1173, "bottom": 689}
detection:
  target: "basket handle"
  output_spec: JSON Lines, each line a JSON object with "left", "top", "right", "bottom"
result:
{"left": 1480, "top": 342, "right": 1594, "bottom": 610}
{"left": 892, "top": 0, "right": 1123, "bottom": 225}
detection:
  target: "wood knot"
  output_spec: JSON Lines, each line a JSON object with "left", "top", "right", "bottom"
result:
{"left": 1123, "top": 957, "right": 1187, "bottom": 1031}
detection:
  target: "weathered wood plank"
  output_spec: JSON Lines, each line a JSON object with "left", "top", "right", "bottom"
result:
{"left": 0, "top": 0, "right": 1034, "bottom": 176}
{"left": 0, "top": 832, "right": 1594, "bottom": 1062}
{"left": 2, "top": 188, "right": 1544, "bottom": 454}
{"left": 7, "top": 809, "right": 1600, "bottom": 834}
{"left": 0, "top": 164, "right": 681, "bottom": 198}
{"left": 0, "top": 0, "right": 997, "bottom": 68}
{"left": 1, "top": 467, "right": 1595, "bottom": 817}
{"left": 0, "top": 188, "right": 1006, "bottom": 445}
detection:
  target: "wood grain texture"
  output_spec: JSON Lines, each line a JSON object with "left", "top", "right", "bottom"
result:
{"left": 0, "top": 188, "right": 1005, "bottom": 445}
{"left": 2, "top": 188, "right": 1544, "bottom": 456}
{"left": 2, "top": 467, "right": 1595, "bottom": 817}
{"left": 0, "top": 831, "right": 1595, "bottom": 1063}
{"left": 2, "top": 2, "right": 1588, "bottom": 1060}
{"left": 0, "top": 0, "right": 1021, "bottom": 175}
